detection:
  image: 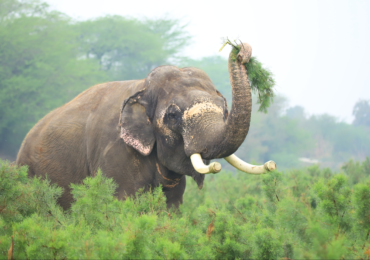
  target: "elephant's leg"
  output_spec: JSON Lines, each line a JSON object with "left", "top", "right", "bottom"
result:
{"left": 163, "top": 175, "right": 186, "bottom": 209}
{"left": 57, "top": 186, "right": 74, "bottom": 211}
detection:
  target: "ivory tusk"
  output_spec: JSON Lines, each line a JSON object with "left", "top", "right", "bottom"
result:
{"left": 224, "top": 154, "right": 276, "bottom": 175}
{"left": 190, "top": 153, "right": 222, "bottom": 174}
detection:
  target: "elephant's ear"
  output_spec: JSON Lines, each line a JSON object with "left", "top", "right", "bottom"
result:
{"left": 119, "top": 90, "right": 155, "bottom": 156}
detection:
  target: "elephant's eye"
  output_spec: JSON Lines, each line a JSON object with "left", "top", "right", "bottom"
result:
{"left": 167, "top": 113, "right": 177, "bottom": 120}
{"left": 166, "top": 112, "right": 181, "bottom": 128}
{"left": 165, "top": 104, "right": 182, "bottom": 128}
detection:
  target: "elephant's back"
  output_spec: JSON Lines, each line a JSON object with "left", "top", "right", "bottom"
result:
{"left": 16, "top": 80, "right": 142, "bottom": 178}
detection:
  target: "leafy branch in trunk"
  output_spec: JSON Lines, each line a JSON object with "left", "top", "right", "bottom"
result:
{"left": 221, "top": 39, "right": 275, "bottom": 113}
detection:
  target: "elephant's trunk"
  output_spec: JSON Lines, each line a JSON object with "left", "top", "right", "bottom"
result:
{"left": 222, "top": 43, "right": 252, "bottom": 156}
{"left": 206, "top": 43, "right": 253, "bottom": 159}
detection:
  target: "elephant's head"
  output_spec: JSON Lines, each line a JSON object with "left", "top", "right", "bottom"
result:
{"left": 119, "top": 43, "right": 276, "bottom": 188}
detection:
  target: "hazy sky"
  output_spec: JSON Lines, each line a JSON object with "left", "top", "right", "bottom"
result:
{"left": 45, "top": 0, "right": 370, "bottom": 122}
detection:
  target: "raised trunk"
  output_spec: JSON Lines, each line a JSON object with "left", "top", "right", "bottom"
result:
{"left": 212, "top": 43, "right": 253, "bottom": 158}
{"left": 186, "top": 43, "right": 277, "bottom": 174}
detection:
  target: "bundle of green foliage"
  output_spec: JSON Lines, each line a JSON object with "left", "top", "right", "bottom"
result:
{"left": 1, "top": 157, "right": 370, "bottom": 259}
{"left": 220, "top": 39, "right": 275, "bottom": 113}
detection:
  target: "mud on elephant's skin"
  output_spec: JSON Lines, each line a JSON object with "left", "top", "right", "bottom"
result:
{"left": 16, "top": 43, "right": 276, "bottom": 210}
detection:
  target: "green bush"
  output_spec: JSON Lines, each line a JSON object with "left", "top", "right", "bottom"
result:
{"left": 1, "top": 158, "right": 370, "bottom": 259}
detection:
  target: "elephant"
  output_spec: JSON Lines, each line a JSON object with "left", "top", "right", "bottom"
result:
{"left": 16, "top": 42, "right": 276, "bottom": 210}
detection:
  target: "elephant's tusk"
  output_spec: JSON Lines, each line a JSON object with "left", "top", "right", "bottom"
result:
{"left": 190, "top": 153, "right": 222, "bottom": 174}
{"left": 224, "top": 154, "right": 276, "bottom": 175}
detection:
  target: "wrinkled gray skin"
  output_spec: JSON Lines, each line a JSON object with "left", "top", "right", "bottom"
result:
{"left": 16, "top": 43, "right": 253, "bottom": 210}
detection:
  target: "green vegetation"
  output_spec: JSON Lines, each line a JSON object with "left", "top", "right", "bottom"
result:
{"left": 1, "top": 158, "right": 370, "bottom": 259}
{"left": 75, "top": 15, "right": 189, "bottom": 81}
{"left": 245, "top": 57, "right": 275, "bottom": 113}
{"left": 226, "top": 41, "right": 275, "bottom": 113}
{"left": 201, "top": 40, "right": 276, "bottom": 113}
{"left": 0, "top": 0, "right": 103, "bottom": 155}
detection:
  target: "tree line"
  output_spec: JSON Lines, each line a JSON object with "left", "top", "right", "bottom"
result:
{"left": 0, "top": 0, "right": 189, "bottom": 157}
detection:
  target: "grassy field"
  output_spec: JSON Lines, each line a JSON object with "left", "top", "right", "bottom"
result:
{"left": 1, "top": 158, "right": 370, "bottom": 259}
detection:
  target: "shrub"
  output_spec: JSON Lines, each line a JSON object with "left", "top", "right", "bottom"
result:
{"left": 1, "top": 158, "right": 370, "bottom": 259}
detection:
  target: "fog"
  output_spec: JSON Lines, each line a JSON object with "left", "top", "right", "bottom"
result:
{"left": 46, "top": 0, "right": 370, "bottom": 123}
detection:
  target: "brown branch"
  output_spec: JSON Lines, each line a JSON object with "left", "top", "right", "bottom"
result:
{"left": 206, "top": 219, "right": 215, "bottom": 241}
{"left": 232, "top": 204, "right": 247, "bottom": 222}
{"left": 333, "top": 199, "right": 339, "bottom": 217}
{"left": 7, "top": 236, "right": 13, "bottom": 260}
{"left": 363, "top": 230, "right": 370, "bottom": 249}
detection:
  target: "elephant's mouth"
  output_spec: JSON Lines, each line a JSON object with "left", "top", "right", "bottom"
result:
{"left": 190, "top": 152, "right": 277, "bottom": 175}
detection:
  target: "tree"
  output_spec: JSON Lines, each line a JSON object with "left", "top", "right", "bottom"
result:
{"left": 75, "top": 15, "right": 189, "bottom": 80}
{"left": 0, "top": 0, "right": 190, "bottom": 158}
{"left": 286, "top": 105, "right": 305, "bottom": 120}
{"left": 0, "top": 0, "right": 105, "bottom": 157}
{"left": 353, "top": 99, "right": 370, "bottom": 127}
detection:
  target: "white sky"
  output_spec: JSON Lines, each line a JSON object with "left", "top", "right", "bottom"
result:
{"left": 45, "top": 0, "right": 370, "bottom": 122}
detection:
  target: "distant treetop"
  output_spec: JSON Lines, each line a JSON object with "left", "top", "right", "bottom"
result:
{"left": 353, "top": 99, "right": 370, "bottom": 127}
